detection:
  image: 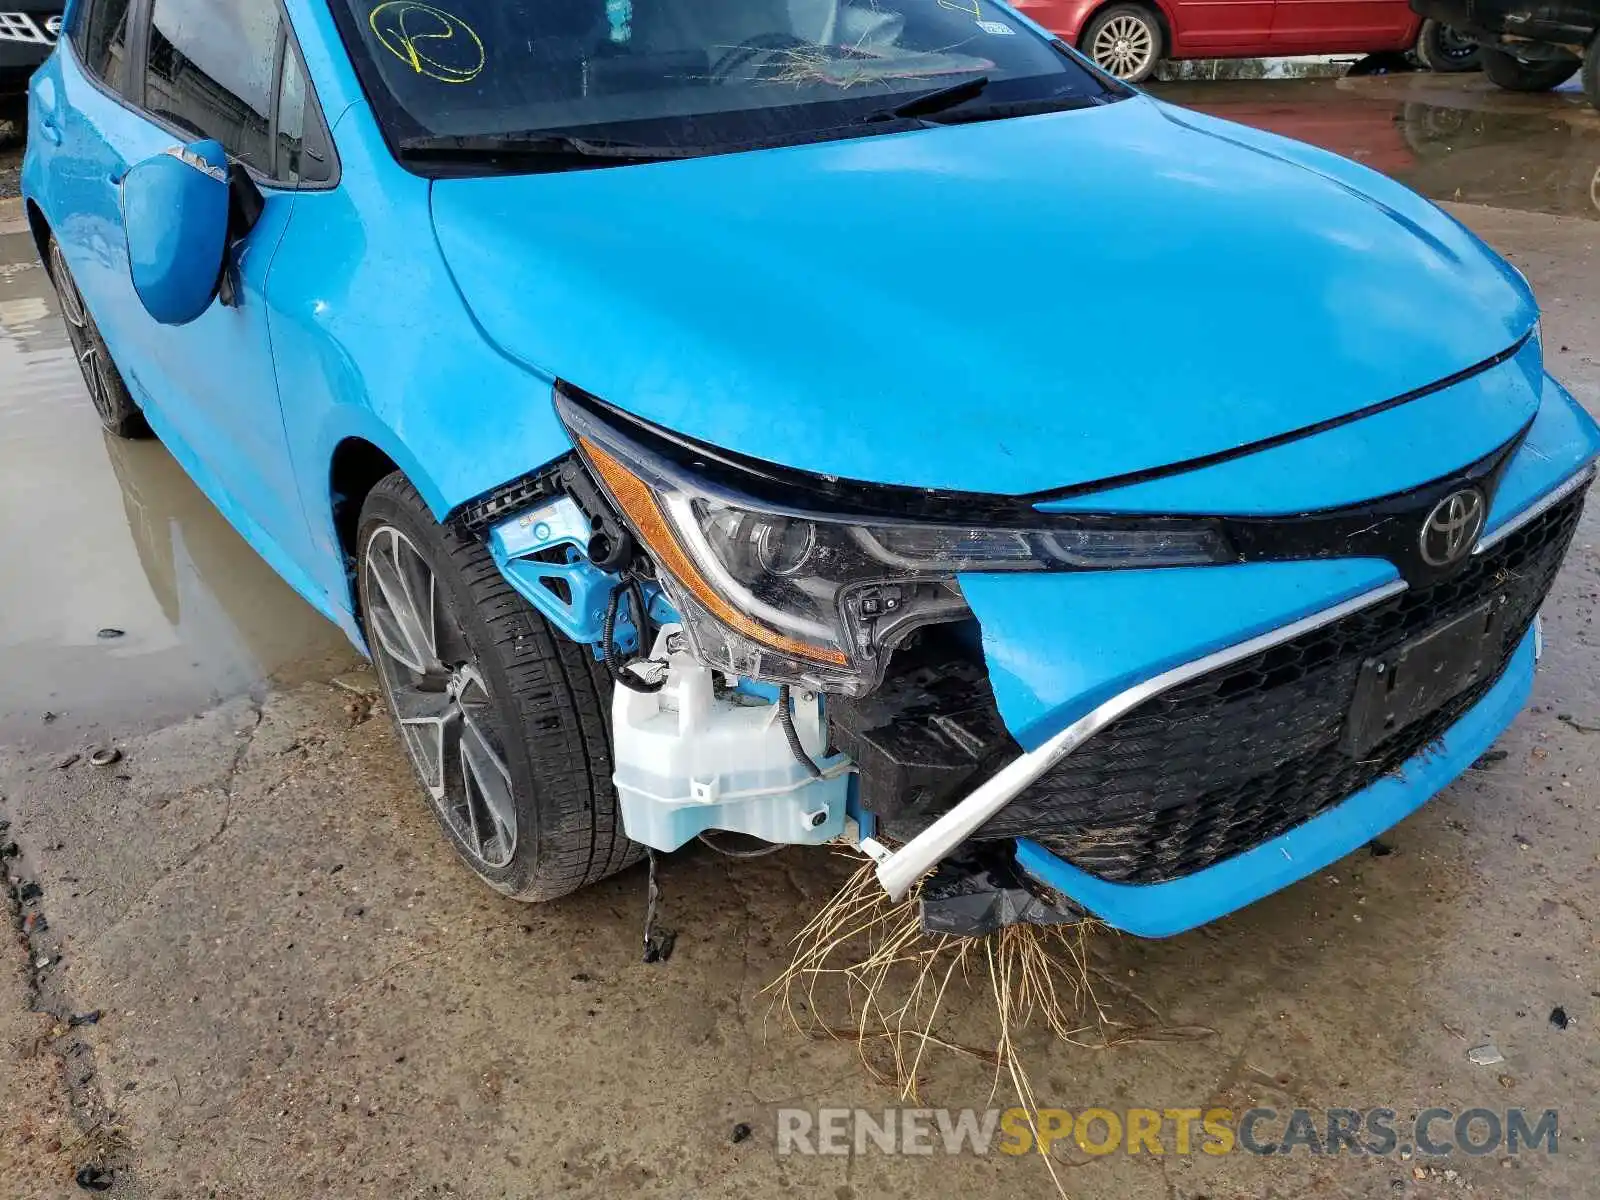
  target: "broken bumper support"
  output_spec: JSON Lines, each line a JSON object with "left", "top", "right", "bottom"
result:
{"left": 917, "top": 846, "right": 1084, "bottom": 937}
{"left": 869, "top": 580, "right": 1408, "bottom": 901}
{"left": 1014, "top": 626, "right": 1538, "bottom": 936}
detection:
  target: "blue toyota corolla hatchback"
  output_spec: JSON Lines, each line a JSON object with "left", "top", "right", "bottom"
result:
{"left": 23, "top": 0, "right": 1600, "bottom": 937}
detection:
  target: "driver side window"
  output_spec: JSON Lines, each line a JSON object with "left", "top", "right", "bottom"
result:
{"left": 71, "top": 0, "right": 133, "bottom": 92}
{"left": 137, "top": 0, "right": 333, "bottom": 187}
{"left": 273, "top": 42, "right": 331, "bottom": 186}
{"left": 143, "top": 0, "right": 280, "bottom": 173}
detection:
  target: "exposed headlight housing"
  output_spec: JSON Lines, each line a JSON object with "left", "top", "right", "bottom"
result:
{"left": 556, "top": 386, "right": 1235, "bottom": 695}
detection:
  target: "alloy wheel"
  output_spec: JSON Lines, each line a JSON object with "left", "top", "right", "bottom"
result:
{"left": 364, "top": 524, "right": 518, "bottom": 870}
{"left": 49, "top": 242, "right": 117, "bottom": 426}
{"left": 50, "top": 241, "right": 87, "bottom": 328}
{"left": 1091, "top": 14, "right": 1156, "bottom": 80}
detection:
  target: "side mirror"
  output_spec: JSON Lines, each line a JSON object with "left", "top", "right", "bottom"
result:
{"left": 122, "top": 140, "right": 231, "bottom": 326}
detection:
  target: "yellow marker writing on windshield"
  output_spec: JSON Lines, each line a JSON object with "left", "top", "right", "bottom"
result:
{"left": 369, "top": 2, "right": 486, "bottom": 84}
{"left": 937, "top": 0, "right": 984, "bottom": 18}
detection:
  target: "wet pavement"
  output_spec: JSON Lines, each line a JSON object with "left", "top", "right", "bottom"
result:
{"left": 1, "top": 73, "right": 1600, "bottom": 1200}
{"left": 0, "top": 225, "right": 358, "bottom": 755}
{"left": 1152, "top": 74, "right": 1600, "bottom": 221}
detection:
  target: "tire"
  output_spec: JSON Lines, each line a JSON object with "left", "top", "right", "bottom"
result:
{"left": 1479, "top": 46, "right": 1578, "bottom": 92}
{"left": 357, "top": 471, "right": 641, "bottom": 901}
{"left": 1398, "top": 100, "right": 1472, "bottom": 156}
{"left": 45, "top": 236, "right": 151, "bottom": 439}
{"left": 1414, "top": 19, "right": 1480, "bottom": 72}
{"left": 1584, "top": 42, "right": 1600, "bottom": 112}
{"left": 1081, "top": 5, "right": 1164, "bottom": 83}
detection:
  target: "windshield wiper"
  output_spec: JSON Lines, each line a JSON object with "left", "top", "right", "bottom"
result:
{"left": 396, "top": 76, "right": 1102, "bottom": 171}
{"left": 867, "top": 75, "right": 990, "bottom": 123}
{"left": 397, "top": 133, "right": 696, "bottom": 165}
{"left": 927, "top": 91, "right": 1119, "bottom": 125}
{"left": 865, "top": 77, "right": 1126, "bottom": 129}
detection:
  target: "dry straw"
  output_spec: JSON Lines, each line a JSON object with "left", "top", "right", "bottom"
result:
{"left": 766, "top": 853, "right": 1214, "bottom": 1196}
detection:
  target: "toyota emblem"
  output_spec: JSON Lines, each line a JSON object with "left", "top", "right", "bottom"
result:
{"left": 1419, "top": 489, "right": 1486, "bottom": 568}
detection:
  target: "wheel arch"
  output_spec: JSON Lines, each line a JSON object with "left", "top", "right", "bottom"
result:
{"left": 24, "top": 199, "right": 51, "bottom": 266}
{"left": 323, "top": 428, "right": 568, "bottom": 640}
{"left": 329, "top": 436, "right": 403, "bottom": 615}
{"left": 1076, "top": 0, "right": 1175, "bottom": 58}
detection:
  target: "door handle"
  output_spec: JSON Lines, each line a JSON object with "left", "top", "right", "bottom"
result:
{"left": 37, "top": 115, "right": 63, "bottom": 146}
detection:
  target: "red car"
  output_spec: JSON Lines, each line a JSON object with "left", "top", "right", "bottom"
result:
{"left": 1013, "top": 0, "right": 1477, "bottom": 81}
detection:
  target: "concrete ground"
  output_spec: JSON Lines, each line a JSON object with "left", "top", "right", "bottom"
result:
{"left": 1, "top": 93, "right": 24, "bottom": 199}
{"left": 2, "top": 73, "right": 1598, "bottom": 1200}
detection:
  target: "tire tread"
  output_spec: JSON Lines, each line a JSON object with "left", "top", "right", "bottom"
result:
{"left": 361, "top": 473, "right": 641, "bottom": 901}
{"left": 1480, "top": 46, "right": 1578, "bottom": 92}
{"left": 46, "top": 235, "right": 152, "bottom": 441}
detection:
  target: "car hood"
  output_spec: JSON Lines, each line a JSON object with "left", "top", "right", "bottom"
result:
{"left": 429, "top": 96, "right": 1536, "bottom": 496}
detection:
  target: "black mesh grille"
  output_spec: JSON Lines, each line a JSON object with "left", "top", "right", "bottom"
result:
{"left": 1001, "top": 487, "right": 1586, "bottom": 884}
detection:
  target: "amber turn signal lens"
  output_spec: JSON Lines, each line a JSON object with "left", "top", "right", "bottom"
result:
{"left": 579, "top": 437, "right": 850, "bottom": 666}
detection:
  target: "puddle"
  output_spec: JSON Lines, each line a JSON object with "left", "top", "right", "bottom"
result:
{"left": 1153, "top": 77, "right": 1600, "bottom": 220}
{"left": 0, "top": 230, "right": 359, "bottom": 751}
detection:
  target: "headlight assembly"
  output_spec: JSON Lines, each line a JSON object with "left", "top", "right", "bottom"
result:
{"left": 555, "top": 386, "right": 1235, "bottom": 695}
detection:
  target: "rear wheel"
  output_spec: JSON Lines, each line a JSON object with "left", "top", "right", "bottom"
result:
{"left": 46, "top": 236, "right": 151, "bottom": 439}
{"left": 1081, "top": 5, "right": 1164, "bottom": 83}
{"left": 357, "top": 472, "right": 640, "bottom": 901}
{"left": 1480, "top": 46, "right": 1578, "bottom": 91}
{"left": 1414, "top": 19, "right": 1480, "bottom": 72}
{"left": 1583, "top": 41, "right": 1600, "bottom": 111}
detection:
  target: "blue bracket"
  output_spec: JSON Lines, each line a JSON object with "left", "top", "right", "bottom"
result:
{"left": 489, "top": 495, "right": 674, "bottom": 655}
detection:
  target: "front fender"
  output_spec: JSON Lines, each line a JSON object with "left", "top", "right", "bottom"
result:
{"left": 1005, "top": 0, "right": 1104, "bottom": 41}
{"left": 265, "top": 106, "right": 576, "bottom": 622}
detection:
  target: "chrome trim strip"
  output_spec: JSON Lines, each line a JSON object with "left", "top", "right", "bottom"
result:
{"left": 1474, "top": 464, "right": 1596, "bottom": 555}
{"left": 873, "top": 579, "right": 1410, "bottom": 900}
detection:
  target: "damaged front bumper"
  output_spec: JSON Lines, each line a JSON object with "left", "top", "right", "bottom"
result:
{"left": 1013, "top": 624, "right": 1539, "bottom": 936}
{"left": 857, "top": 378, "right": 1600, "bottom": 934}
{"left": 480, "top": 361, "right": 1599, "bottom": 939}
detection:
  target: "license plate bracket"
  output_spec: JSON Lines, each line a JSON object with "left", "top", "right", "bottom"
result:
{"left": 1344, "top": 598, "right": 1506, "bottom": 759}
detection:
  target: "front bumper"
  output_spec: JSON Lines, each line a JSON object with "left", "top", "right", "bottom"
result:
{"left": 1015, "top": 622, "right": 1539, "bottom": 936}
{"left": 1016, "top": 472, "right": 1582, "bottom": 884}
{"left": 867, "top": 374, "right": 1600, "bottom": 926}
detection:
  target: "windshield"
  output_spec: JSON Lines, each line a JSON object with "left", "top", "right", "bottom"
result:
{"left": 331, "top": 0, "right": 1118, "bottom": 166}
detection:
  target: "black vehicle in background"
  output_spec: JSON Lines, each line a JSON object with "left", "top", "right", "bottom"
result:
{"left": 1411, "top": 0, "right": 1598, "bottom": 106}
{"left": 0, "top": 2, "right": 60, "bottom": 95}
